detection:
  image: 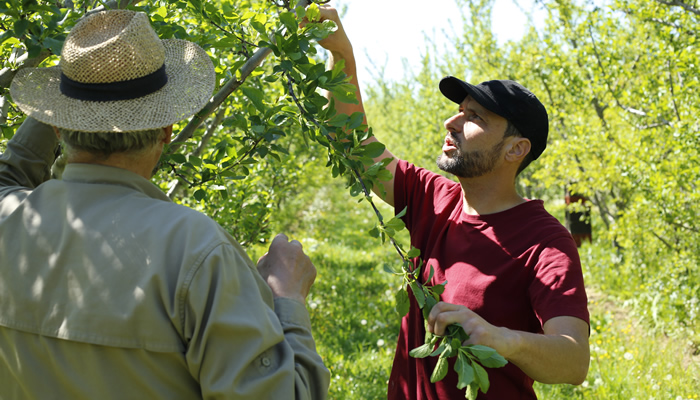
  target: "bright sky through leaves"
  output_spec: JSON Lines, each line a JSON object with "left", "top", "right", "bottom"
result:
{"left": 334, "top": 0, "right": 546, "bottom": 86}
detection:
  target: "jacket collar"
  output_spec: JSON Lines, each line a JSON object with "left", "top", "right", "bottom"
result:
{"left": 61, "top": 163, "right": 171, "bottom": 202}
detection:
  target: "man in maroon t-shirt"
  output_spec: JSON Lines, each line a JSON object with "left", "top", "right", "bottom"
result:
{"left": 316, "top": 6, "right": 590, "bottom": 399}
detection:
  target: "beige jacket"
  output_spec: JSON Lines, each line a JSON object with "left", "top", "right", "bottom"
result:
{"left": 0, "top": 118, "right": 329, "bottom": 399}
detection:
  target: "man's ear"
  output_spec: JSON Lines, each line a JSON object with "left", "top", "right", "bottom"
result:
{"left": 162, "top": 125, "right": 173, "bottom": 145}
{"left": 505, "top": 137, "right": 531, "bottom": 163}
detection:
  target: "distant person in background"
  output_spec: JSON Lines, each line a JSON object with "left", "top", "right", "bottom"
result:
{"left": 315, "top": 5, "right": 590, "bottom": 399}
{"left": 1, "top": 9, "right": 329, "bottom": 399}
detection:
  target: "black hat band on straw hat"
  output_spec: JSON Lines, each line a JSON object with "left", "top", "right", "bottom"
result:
{"left": 60, "top": 64, "right": 168, "bottom": 102}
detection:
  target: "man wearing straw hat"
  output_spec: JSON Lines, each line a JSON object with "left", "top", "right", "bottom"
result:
{"left": 0, "top": 10, "right": 329, "bottom": 399}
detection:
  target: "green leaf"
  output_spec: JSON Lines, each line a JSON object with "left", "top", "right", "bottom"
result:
{"left": 326, "top": 113, "right": 348, "bottom": 127}
{"left": 361, "top": 141, "right": 385, "bottom": 158}
{"left": 348, "top": 112, "right": 365, "bottom": 130}
{"left": 467, "top": 344, "right": 508, "bottom": 368}
{"left": 26, "top": 42, "right": 42, "bottom": 58}
{"left": 155, "top": 6, "right": 168, "bottom": 18}
{"left": 432, "top": 280, "right": 447, "bottom": 295}
{"left": 250, "top": 20, "right": 267, "bottom": 35}
{"left": 0, "top": 30, "right": 13, "bottom": 46}
{"left": 430, "top": 356, "right": 449, "bottom": 383}
{"left": 406, "top": 247, "right": 420, "bottom": 259}
{"left": 14, "top": 19, "right": 28, "bottom": 36}
{"left": 170, "top": 153, "right": 187, "bottom": 163}
{"left": 2, "top": 126, "right": 15, "bottom": 140}
{"left": 193, "top": 189, "right": 207, "bottom": 201}
{"left": 376, "top": 169, "right": 393, "bottom": 181}
{"left": 409, "top": 281, "right": 425, "bottom": 308}
{"left": 306, "top": 2, "right": 320, "bottom": 22}
{"left": 382, "top": 263, "right": 401, "bottom": 275}
{"left": 395, "top": 287, "right": 410, "bottom": 317}
{"left": 409, "top": 342, "right": 434, "bottom": 358}
{"left": 329, "top": 83, "right": 358, "bottom": 104}
{"left": 385, "top": 216, "right": 406, "bottom": 232}
{"left": 349, "top": 181, "right": 363, "bottom": 197}
{"left": 240, "top": 86, "right": 265, "bottom": 113}
{"left": 422, "top": 294, "right": 437, "bottom": 320}
{"left": 454, "top": 353, "right": 475, "bottom": 390}
{"left": 395, "top": 206, "right": 408, "bottom": 219}
{"left": 294, "top": 5, "right": 306, "bottom": 19}
{"left": 368, "top": 226, "right": 380, "bottom": 238}
{"left": 478, "top": 353, "right": 508, "bottom": 368}
{"left": 427, "top": 264, "right": 434, "bottom": 283}
{"left": 465, "top": 382, "right": 479, "bottom": 400}
{"left": 43, "top": 37, "right": 64, "bottom": 56}
{"left": 473, "top": 361, "right": 490, "bottom": 393}
{"left": 279, "top": 11, "right": 297, "bottom": 32}
{"left": 429, "top": 343, "right": 445, "bottom": 357}
{"left": 188, "top": 156, "right": 202, "bottom": 167}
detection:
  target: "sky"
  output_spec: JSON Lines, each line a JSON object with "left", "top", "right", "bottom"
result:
{"left": 330, "top": 0, "right": 548, "bottom": 86}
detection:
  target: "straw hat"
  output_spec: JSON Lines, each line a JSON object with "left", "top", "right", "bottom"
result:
{"left": 10, "top": 10, "right": 215, "bottom": 132}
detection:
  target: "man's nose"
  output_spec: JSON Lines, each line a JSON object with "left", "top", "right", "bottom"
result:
{"left": 444, "top": 114, "right": 461, "bottom": 132}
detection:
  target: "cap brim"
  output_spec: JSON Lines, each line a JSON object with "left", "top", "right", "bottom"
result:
{"left": 10, "top": 39, "right": 214, "bottom": 132}
{"left": 439, "top": 76, "right": 506, "bottom": 117}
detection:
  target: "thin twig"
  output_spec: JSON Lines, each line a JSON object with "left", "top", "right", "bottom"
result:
{"left": 666, "top": 59, "right": 682, "bottom": 122}
{"left": 167, "top": 107, "right": 226, "bottom": 198}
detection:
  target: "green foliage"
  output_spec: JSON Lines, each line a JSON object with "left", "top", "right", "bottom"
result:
{"left": 2, "top": 0, "right": 699, "bottom": 397}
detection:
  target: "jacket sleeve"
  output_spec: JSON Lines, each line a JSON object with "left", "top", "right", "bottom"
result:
{"left": 0, "top": 118, "right": 58, "bottom": 202}
{"left": 182, "top": 242, "right": 330, "bottom": 400}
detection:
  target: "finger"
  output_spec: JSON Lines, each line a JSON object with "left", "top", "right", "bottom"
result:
{"left": 430, "top": 310, "right": 469, "bottom": 336}
{"left": 290, "top": 239, "right": 303, "bottom": 249}
{"left": 274, "top": 233, "right": 289, "bottom": 241}
{"left": 270, "top": 233, "right": 289, "bottom": 248}
{"left": 427, "top": 302, "right": 460, "bottom": 324}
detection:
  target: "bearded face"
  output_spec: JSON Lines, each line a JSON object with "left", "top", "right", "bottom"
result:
{"left": 436, "top": 133, "right": 505, "bottom": 178}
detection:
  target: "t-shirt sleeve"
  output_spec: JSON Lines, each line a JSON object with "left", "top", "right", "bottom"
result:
{"left": 528, "top": 236, "right": 590, "bottom": 328}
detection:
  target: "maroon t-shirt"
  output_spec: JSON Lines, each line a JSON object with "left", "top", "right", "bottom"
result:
{"left": 388, "top": 160, "right": 589, "bottom": 400}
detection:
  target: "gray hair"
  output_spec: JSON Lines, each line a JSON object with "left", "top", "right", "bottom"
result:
{"left": 58, "top": 127, "right": 164, "bottom": 159}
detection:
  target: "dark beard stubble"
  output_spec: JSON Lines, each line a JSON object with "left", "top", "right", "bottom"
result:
{"left": 436, "top": 138, "right": 505, "bottom": 178}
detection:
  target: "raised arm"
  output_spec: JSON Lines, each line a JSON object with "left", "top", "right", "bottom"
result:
{"left": 316, "top": 6, "right": 399, "bottom": 207}
{"left": 0, "top": 117, "right": 59, "bottom": 206}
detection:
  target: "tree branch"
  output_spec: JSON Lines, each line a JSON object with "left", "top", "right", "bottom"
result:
{"left": 667, "top": 59, "right": 682, "bottom": 122}
{"left": 168, "top": 0, "right": 311, "bottom": 153}
{"left": 655, "top": 0, "right": 700, "bottom": 15}
{"left": 167, "top": 107, "right": 226, "bottom": 198}
{"left": 587, "top": 24, "right": 650, "bottom": 118}
{"left": 0, "top": 49, "right": 52, "bottom": 90}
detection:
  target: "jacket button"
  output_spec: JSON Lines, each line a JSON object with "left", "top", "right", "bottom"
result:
{"left": 261, "top": 357, "right": 271, "bottom": 367}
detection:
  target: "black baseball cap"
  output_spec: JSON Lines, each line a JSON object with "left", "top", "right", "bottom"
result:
{"left": 439, "top": 76, "right": 549, "bottom": 160}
